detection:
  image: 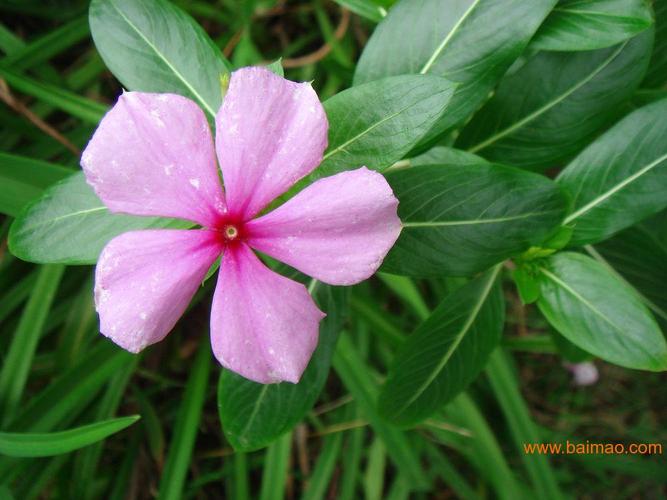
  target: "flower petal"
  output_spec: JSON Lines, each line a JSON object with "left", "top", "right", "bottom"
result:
{"left": 215, "top": 67, "right": 328, "bottom": 219}
{"left": 210, "top": 243, "right": 324, "bottom": 384}
{"left": 246, "top": 167, "right": 402, "bottom": 285}
{"left": 95, "top": 229, "right": 221, "bottom": 353}
{"left": 82, "top": 92, "right": 226, "bottom": 226}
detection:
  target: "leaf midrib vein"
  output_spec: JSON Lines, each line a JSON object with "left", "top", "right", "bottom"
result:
{"left": 468, "top": 41, "right": 627, "bottom": 153}
{"left": 108, "top": 0, "right": 215, "bottom": 117}
{"left": 393, "top": 265, "right": 500, "bottom": 418}
{"left": 21, "top": 206, "right": 107, "bottom": 232}
{"left": 322, "top": 101, "right": 426, "bottom": 164}
{"left": 563, "top": 151, "right": 667, "bottom": 224}
{"left": 539, "top": 266, "right": 625, "bottom": 333}
{"left": 403, "top": 210, "right": 555, "bottom": 228}
{"left": 419, "top": 0, "right": 482, "bottom": 74}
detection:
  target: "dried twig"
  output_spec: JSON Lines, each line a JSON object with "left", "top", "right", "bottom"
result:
{"left": 0, "top": 77, "right": 80, "bottom": 156}
{"left": 282, "top": 8, "right": 350, "bottom": 68}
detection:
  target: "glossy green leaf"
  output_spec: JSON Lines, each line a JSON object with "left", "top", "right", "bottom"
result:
{"left": 317, "top": 75, "right": 456, "bottom": 178}
{"left": 379, "top": 266, "right": 504, "bottom": 426}
{"left": 382, "top": 163, "right": 567, "bottom": 277}
{"left": 8, "top": 172, "right": 189, "bottom": 265}
{"left": 218, "top": 286, "right": 347, "bottom": 451}
{"left": 409, "top": 145, "right": 488, "bottom": 168}
{"left": 537, "top": 252, "right": 667, "bottom": 371}
{"left": 0, "top": 416, "right": 139, "bottom": 458}
{"left": 589, "top": 210, "right": 667, "bottom": 330}
{"left": 0, "top": 153, "right": 70, "bottom": 217}
{"left": 89, "top": 0, "right": 231, "bottom": 118}
{"left": 457, "top": 30, "right": 653, "bottom": 169}
{"left": 512, "top": 267, "right": 541, "bottom": 304}
{"left": 643, "top": 0, "right": 667, "bottom": 87}
{"left": 558, "top": 98, "right": 667, "bottom": 247}
{"left": 354, "top": 0, "right": 557, "bottom": 142}
{"left": 531, "top": 0, "right": 653, "bottom": 51}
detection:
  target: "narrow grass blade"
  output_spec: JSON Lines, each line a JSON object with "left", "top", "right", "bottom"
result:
{"left": 1, "top": 16, "right": 90, "bottom": 71}
{"left": 259, "top": 432, "right": 292, "bottom": 500}
{"left": 333, "top": 334, "right": 430, "bottom": 490}
{"left": 486, "top": 349, "right": 563, "bottom": 500}
{"left": 72, "top": 359, "right": 138, "bottom": 499}
{"left": 302, "top": 430, "right": 343, "bottom": 500}
{"left": 363, "top": 438, "right": 386, "bottom": 500}
{"left": 0, "top": 264, "right": 64, "bottom": 423}
{"left": 0, "top": 416, "right": 139, "bottom": 457}
{"left": 157, "top": 339, "right": 212, "bottom": 500}
{"left": 0, "top": 66, "right": 106, "bottom": 123}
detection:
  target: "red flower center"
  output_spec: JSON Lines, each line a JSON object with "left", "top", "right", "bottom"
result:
{"left": 213, "top": 216, "right": 247, "bottom": 247}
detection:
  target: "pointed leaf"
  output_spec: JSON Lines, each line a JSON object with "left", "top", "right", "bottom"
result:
{"left": 379, "top": 266, "right": 504, "bottom": 426}
{"left": 590, "top": 210, "right": 667, "bottom": 330}
{"left": 0, "top": 416, "right": 139, "bottom": 458}
{"left": 89, "top": 0, "right": 231, "bottom": 118}
{"left": 643, "top": 0, "right": 667, "bottom": 87}
{"left": 9, "top": 172, "right": 189, "bottom": 265}
{"left": 354, "top": 0, "right": 557, "bottom": 142}
{"left": 383, "top": 163, "right": 567, "bottom": 277}
{"left": 531, "top": 0, "right": 653, "bottom": 52}
{"left": 537, "top": 252, "right": 667, "bottom": 371}
{"left": 457, "top": 30, "right": 653, "bottom": 169}
{"left": 317, "top": 75, "right": 456, "bottom": 178}
{"left": 558, "top": 98, "right": 667, "bottom": 246}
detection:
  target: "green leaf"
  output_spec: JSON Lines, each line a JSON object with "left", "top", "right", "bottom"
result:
{"left": 409, "top": 145, "right": 488, "bottom": 168}
{"left": 537, "top": 252, "right": 667, "bottom": 371}
{"left": 0, "top": 416, "right": 139, "bottom": 458}
{"left": 382, "top": 163, "right": 567, "bottom": 277}
{"left": 317, "top": 75, "right": 456, "bottom": 178}
{"left": 558, "top": 98, "right": 667, "bottom": 246}
{"left": 265, "top": 59, "right": 284, "bottom": 77}
{"left": 643, "top": 0, "right": 667, "bottom": 87}
{"left": 218, "top": 286, "right": 347, "bottom": 451}
{"left": 512, "top": 267, "right": 541, "bottom": 304}
{"left": 8, "top": 172, "right": 189, "bottom": 265}
{"left": 158, "top": 340, "right": 211, "bottom": 500}
{"left": 379, "top": 266, "right": 504, "bottom": 426}
{"left": 354, "top": 0, "right": 557, "bottom": 142}
{"left": 531, "top": 0, "right": 653, "bottom": 52}
{"left": 332, "top": 0, "right": 387, "bottom": 22}
{"left": 89, "top": 0, "right": 231, "bottom": 118}
{"left": 0, "top": 153, "right": 71, "bottom": 217}
{"left": 588, "top": 210, "right": 667, "bottom": 330}
{"left": 456, "top": 30, "right": 654, "bottom": 169}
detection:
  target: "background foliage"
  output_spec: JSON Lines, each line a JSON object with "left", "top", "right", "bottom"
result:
{"left": 0, "top": 0, "right": 666, "bottom": 498}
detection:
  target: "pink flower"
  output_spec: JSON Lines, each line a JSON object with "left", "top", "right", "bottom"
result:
{"left": 80, "top": 67, "right": 401, "bottom": 384}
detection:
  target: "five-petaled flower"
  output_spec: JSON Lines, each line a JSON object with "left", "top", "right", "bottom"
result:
{"left": 81, "top": 67, "right": 401, "bottom": 384}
